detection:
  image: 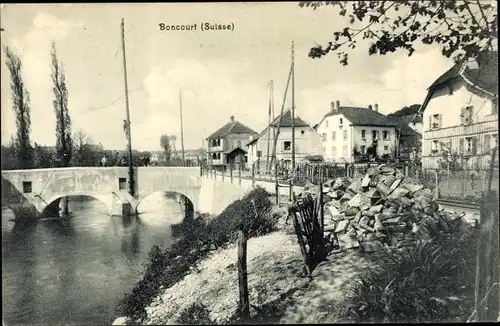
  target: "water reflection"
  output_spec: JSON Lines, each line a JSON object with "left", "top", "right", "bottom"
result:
{"left": 2, "top": 193, "right": 184, "bottom": 325}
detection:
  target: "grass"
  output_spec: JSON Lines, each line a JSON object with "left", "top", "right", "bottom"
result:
{"left": 339, "top": 230, "right": 478, "bottom": 323}
{"left": 116, "top": 186, "right": 277, "bottom": 323}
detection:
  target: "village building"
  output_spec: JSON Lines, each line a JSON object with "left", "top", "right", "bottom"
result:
{"left": 246, "top": 108, "right": 323, "bottom": 168}
{"left": 315, "top": 101, "right": 398, "bottom": 163}
{"left": 418, "top": 51, "right": 498, "bottom": 169}
{"left": 206, "top": 116, "right": 257, "bottom": 168}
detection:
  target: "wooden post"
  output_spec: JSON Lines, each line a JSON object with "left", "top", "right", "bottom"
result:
{"left": 275, "top": 162, "right": 279, "bottom": 205}
{"left": 238, "top": 229, "right": 250, "bottom": 321}
{"left": 238, "top": 164, "right": 242, "bottom": 186}
{"left": 251, "top": 163, "right": 255, "bottom": 188}
{"left": 230, "top": 164, "right": 233, "bottom": 183}
{"left": 222, "top": 166, "right": 225, "bottom": 182}
{"left": 289, "top": 178, "right": 293, "bottom": 201}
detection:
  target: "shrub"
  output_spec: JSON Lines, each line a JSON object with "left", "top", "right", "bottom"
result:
{"left": 176, "top": 303, "right": 213, "bottom": 325}
{"left": 116, "top": 186, "right": 276, "bottom": 323}
{"left": 340, "top": 231, "right": 477, "bottom": 323}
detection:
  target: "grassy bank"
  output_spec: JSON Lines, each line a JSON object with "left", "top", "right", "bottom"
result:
{"left": 116, "top": 186, "right": 279, "bottom": 323}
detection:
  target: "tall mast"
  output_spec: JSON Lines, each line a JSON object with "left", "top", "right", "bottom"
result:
{"left": 179, "top": 89, "right": 186, "bottom": 166}
{"left": 265, "top": 80, "right": 273, "bottom": 170}
{"left": 121, "top": 18, "right": 134, "bottom": 196}
{"left": 291, "top": 41, "right": 296, "bottom": 177}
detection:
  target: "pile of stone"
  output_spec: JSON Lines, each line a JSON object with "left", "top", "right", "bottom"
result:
{"left": 302, "top": 164, "right": 473, "bottom": 253}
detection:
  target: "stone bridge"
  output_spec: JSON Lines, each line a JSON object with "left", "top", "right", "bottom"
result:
{"left": 1, "top": 167, "right": 202, "bottom": 222}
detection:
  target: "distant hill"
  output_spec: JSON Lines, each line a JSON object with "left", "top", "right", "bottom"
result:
{"left": 388, "top": 104, "right": 421, "bottom": 117}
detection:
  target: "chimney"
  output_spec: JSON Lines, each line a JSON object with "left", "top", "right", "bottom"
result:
{"left": 230, "top": 115, "right": 235, "bottom": 122}
{"left": 368, "top": 104, "right": 373, "bottom": 110}
{"left": 374, "top": 103, "right": 379, "bottom": 112}
{"left": 335, "top": 100, "right": 340, "bottom": 110}
{"left": 330, "top": 101, "right": 336, "bottom": 112}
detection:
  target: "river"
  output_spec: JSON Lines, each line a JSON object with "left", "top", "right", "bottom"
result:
{"left": 2, "top": 193, "right": 186, "bottom": 325}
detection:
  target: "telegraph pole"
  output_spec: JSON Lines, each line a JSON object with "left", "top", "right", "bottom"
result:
{"left": 179, "top": 89, "right": 186, "bottom": 166}
{"left": 121, "top": 18, "right": 134, "bottom": 196}
{"left": 291, "top": 41, "right": 296, "bottom": 178}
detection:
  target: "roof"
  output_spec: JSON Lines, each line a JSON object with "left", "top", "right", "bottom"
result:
{"left": 246, "top": 109, "right": 314, "bottom": 146}
{"left": 388, "top": 116, "right": 422, "bottom": 137}
{"left": 225, "top": 147, "right": 247, "bottom": 155}
{"left": 318, "top": 106, "right": 398, "bottom": 127}
{"left": 207, "top": 120, "right": 257, "bottom": 140}
{"left": 270, "top": 108, "right": 310, "bottom": 128}
{"left": 396, "top": 114, "right": 423, "bottom": 125}
{"left": 419, "top": 51, "right": 498, "bottom": 115}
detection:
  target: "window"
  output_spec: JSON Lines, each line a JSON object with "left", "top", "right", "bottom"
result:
{"left": 325, "top": 120, "right": 329, "bottom": 127}
{"left": 245, "top": 155, "right": 248, "bottom": 163}
{"left": 461, "top": 106, "right": 473, "bottom": 125}
{"left": 332, "top": 131, "right": 336, "bottom": 140}
{"left": 22, "top": 181, "right": 32, "bottom": 193}
{"left": 372, "top": 130, "right": 379, "bottom": 140}
{"left": 342, "top": 144, "right": 348, "bottom": 156}
{"left": 212, "top": 153, "right": 217, "bottom": 159}
{"left": 332, "top": 146, "right": 337, "bottom": 156}
{"left": 256, "top": 150, "right": 262, "bottom": 158}
{"left": 322, "top": 133, "right": 327, "bottom": 141}
{"left": 237, "top": 140, "right": 242, "bottom": 147}
{"left": 484, "top": 134, "right": 491, "bottom": 152}
{"left": 465, "top": 137, "right": 477, "bottom": 154}
{"left": 360, "top": 145, "right": 366, "bottom": 154}
{"left": 383, "top": 131, "right": 389, "bottom": 140}
{"left": 384, "top": 145, "right": 389, "bottom": 151}
{"left": 492, "top": 134, "right": 498, "bottom": 149}
{"left": 430, "top": 114, "right": 441, "bottom": 129}
{"left": 343, "top": 130, "right": 347, "bottom": 140}
{"left": 301, "top": 130, "right": 305, "bottom": 135}
{"left": 118, "top": 178, "right": 127, "bottom": 190}
{"left": 492, "top": 100, "right": 498, "bottom": 115}
{"left": 361, "top": 130, "right": 366, "bottom": 139}
{"left": 283, "top": 141, "right": 291, "bottom": 151}
{"left": 211, "top": 138, "right": 221, "bottom": 147}
{"left": 339, "top": 118, "right": 343, "bottom": 125}
{"left": 431, "top": 140, "right": 439, "bottom": 155}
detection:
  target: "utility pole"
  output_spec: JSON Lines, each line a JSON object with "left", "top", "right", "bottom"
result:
{"left": 179, "top": 89, "right": 186, "bottom": 166}
{"left": 291, "top": 41, "right": 296, "bottom": 179}
{"left": 121, "top": 18, "right": 134, "bottom": 196}
{"left": 266, "top": 80, "right": 273, "bottom": 170}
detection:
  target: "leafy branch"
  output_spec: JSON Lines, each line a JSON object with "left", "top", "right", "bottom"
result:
{"left": 299, "top": 0, "right": 498, "bottom": 65}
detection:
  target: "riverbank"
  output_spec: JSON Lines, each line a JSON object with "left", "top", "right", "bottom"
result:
{"left": 142, "top": 226, "right": 373, "bottom": 324}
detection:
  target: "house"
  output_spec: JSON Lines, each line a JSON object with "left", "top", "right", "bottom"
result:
{"left": 417, "top": 51, "right": 498, "bottom": 169}
{"left": 184, "top": 148, "right": 207, "bottom": 166}
{"left": 388, "top": 104, "right": 424, "bottom": 134}
{"left": 246, "top": 108, "right": 323, "bottom": 168}
{"left": 206, "top": 116, "right": 257, "bottom": 168}
{"left": 316, "top": 101, "right": 398, "bottom": 163}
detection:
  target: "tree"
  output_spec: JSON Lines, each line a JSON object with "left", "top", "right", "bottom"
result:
{"left": 300, "top": 1, "right": 498, "bottom": 65}
{"left": 160, "top": 134, "right": 172, "bottom": 164}
{"left": 51, "top": 42, "right": 72, "bottom": 167}
{"left": 1, "top": 136, "right": 19, "bottom": 170}
{"left": 71, "top": 130, "right": 96, "bottom": 167}
{"left": 4, "top": 46, "right": 33, "bottom": 169}
{"left": 170, "top": 134, "right": 177, "bottom": 158}
{"left": 33, "top": 143, "right": 55, "bottom": 169}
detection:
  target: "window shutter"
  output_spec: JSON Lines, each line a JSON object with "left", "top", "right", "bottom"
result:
{"left": 459, "top": 138, "right": 464, "bottom": 154}
{"left": 472, "top": 137, "right": 478, "bottom": 155}
{"left": 438, "top": 114, "right": 442, "bottom": 127}
{"left": 460, "top": 107, "right": 465, "bottom": 124}
{"left": 484, "top": 135, "right": 491, "bottom": 152}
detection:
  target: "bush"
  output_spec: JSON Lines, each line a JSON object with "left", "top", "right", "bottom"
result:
{"left": 340, "top": 231, "right": 477, "bottom": 323}
{"left": 176, "top": 303, "right": 213, "bottom": 325}
{"left": 116, "top": 186, "right": 276, "bottom": 323}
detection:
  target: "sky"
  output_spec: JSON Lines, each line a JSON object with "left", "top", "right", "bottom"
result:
{"left": 0, "top": 2, "right": 454, "bottom": 151}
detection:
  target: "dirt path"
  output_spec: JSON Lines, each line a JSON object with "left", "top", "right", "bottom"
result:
{"left": 143, "top": 208, "right": 372, "bottom": 324}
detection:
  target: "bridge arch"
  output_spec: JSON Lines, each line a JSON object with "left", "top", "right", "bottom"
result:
{"left": 40, "top": 192, "right": 125, "bottom": 218}
{"left": 136, "top": 190, "right": 196, "bottom": 221}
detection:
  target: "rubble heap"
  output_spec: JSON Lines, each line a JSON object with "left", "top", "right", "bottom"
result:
{"left": 300, "top": 164, "right": 473, "bottom": 253}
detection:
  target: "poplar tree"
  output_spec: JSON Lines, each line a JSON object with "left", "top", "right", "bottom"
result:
{"left": 4, "top": 46, "right": 33, "bottom": 169}
{"left": 51, "top": 42, "right": 73, "bottom": 167}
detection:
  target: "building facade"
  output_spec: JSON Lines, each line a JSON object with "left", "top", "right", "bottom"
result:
{"left": 419, "top": 52, "right": 498, "bottom": 169}
{"left": 316, "top": 101, "right": 398, "bottom": 163}
{"left": 246, "top": 109, "right": 323, "bottom": 168}
{"left": 206, "top": 116, "right": 257, "bottom": 168}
